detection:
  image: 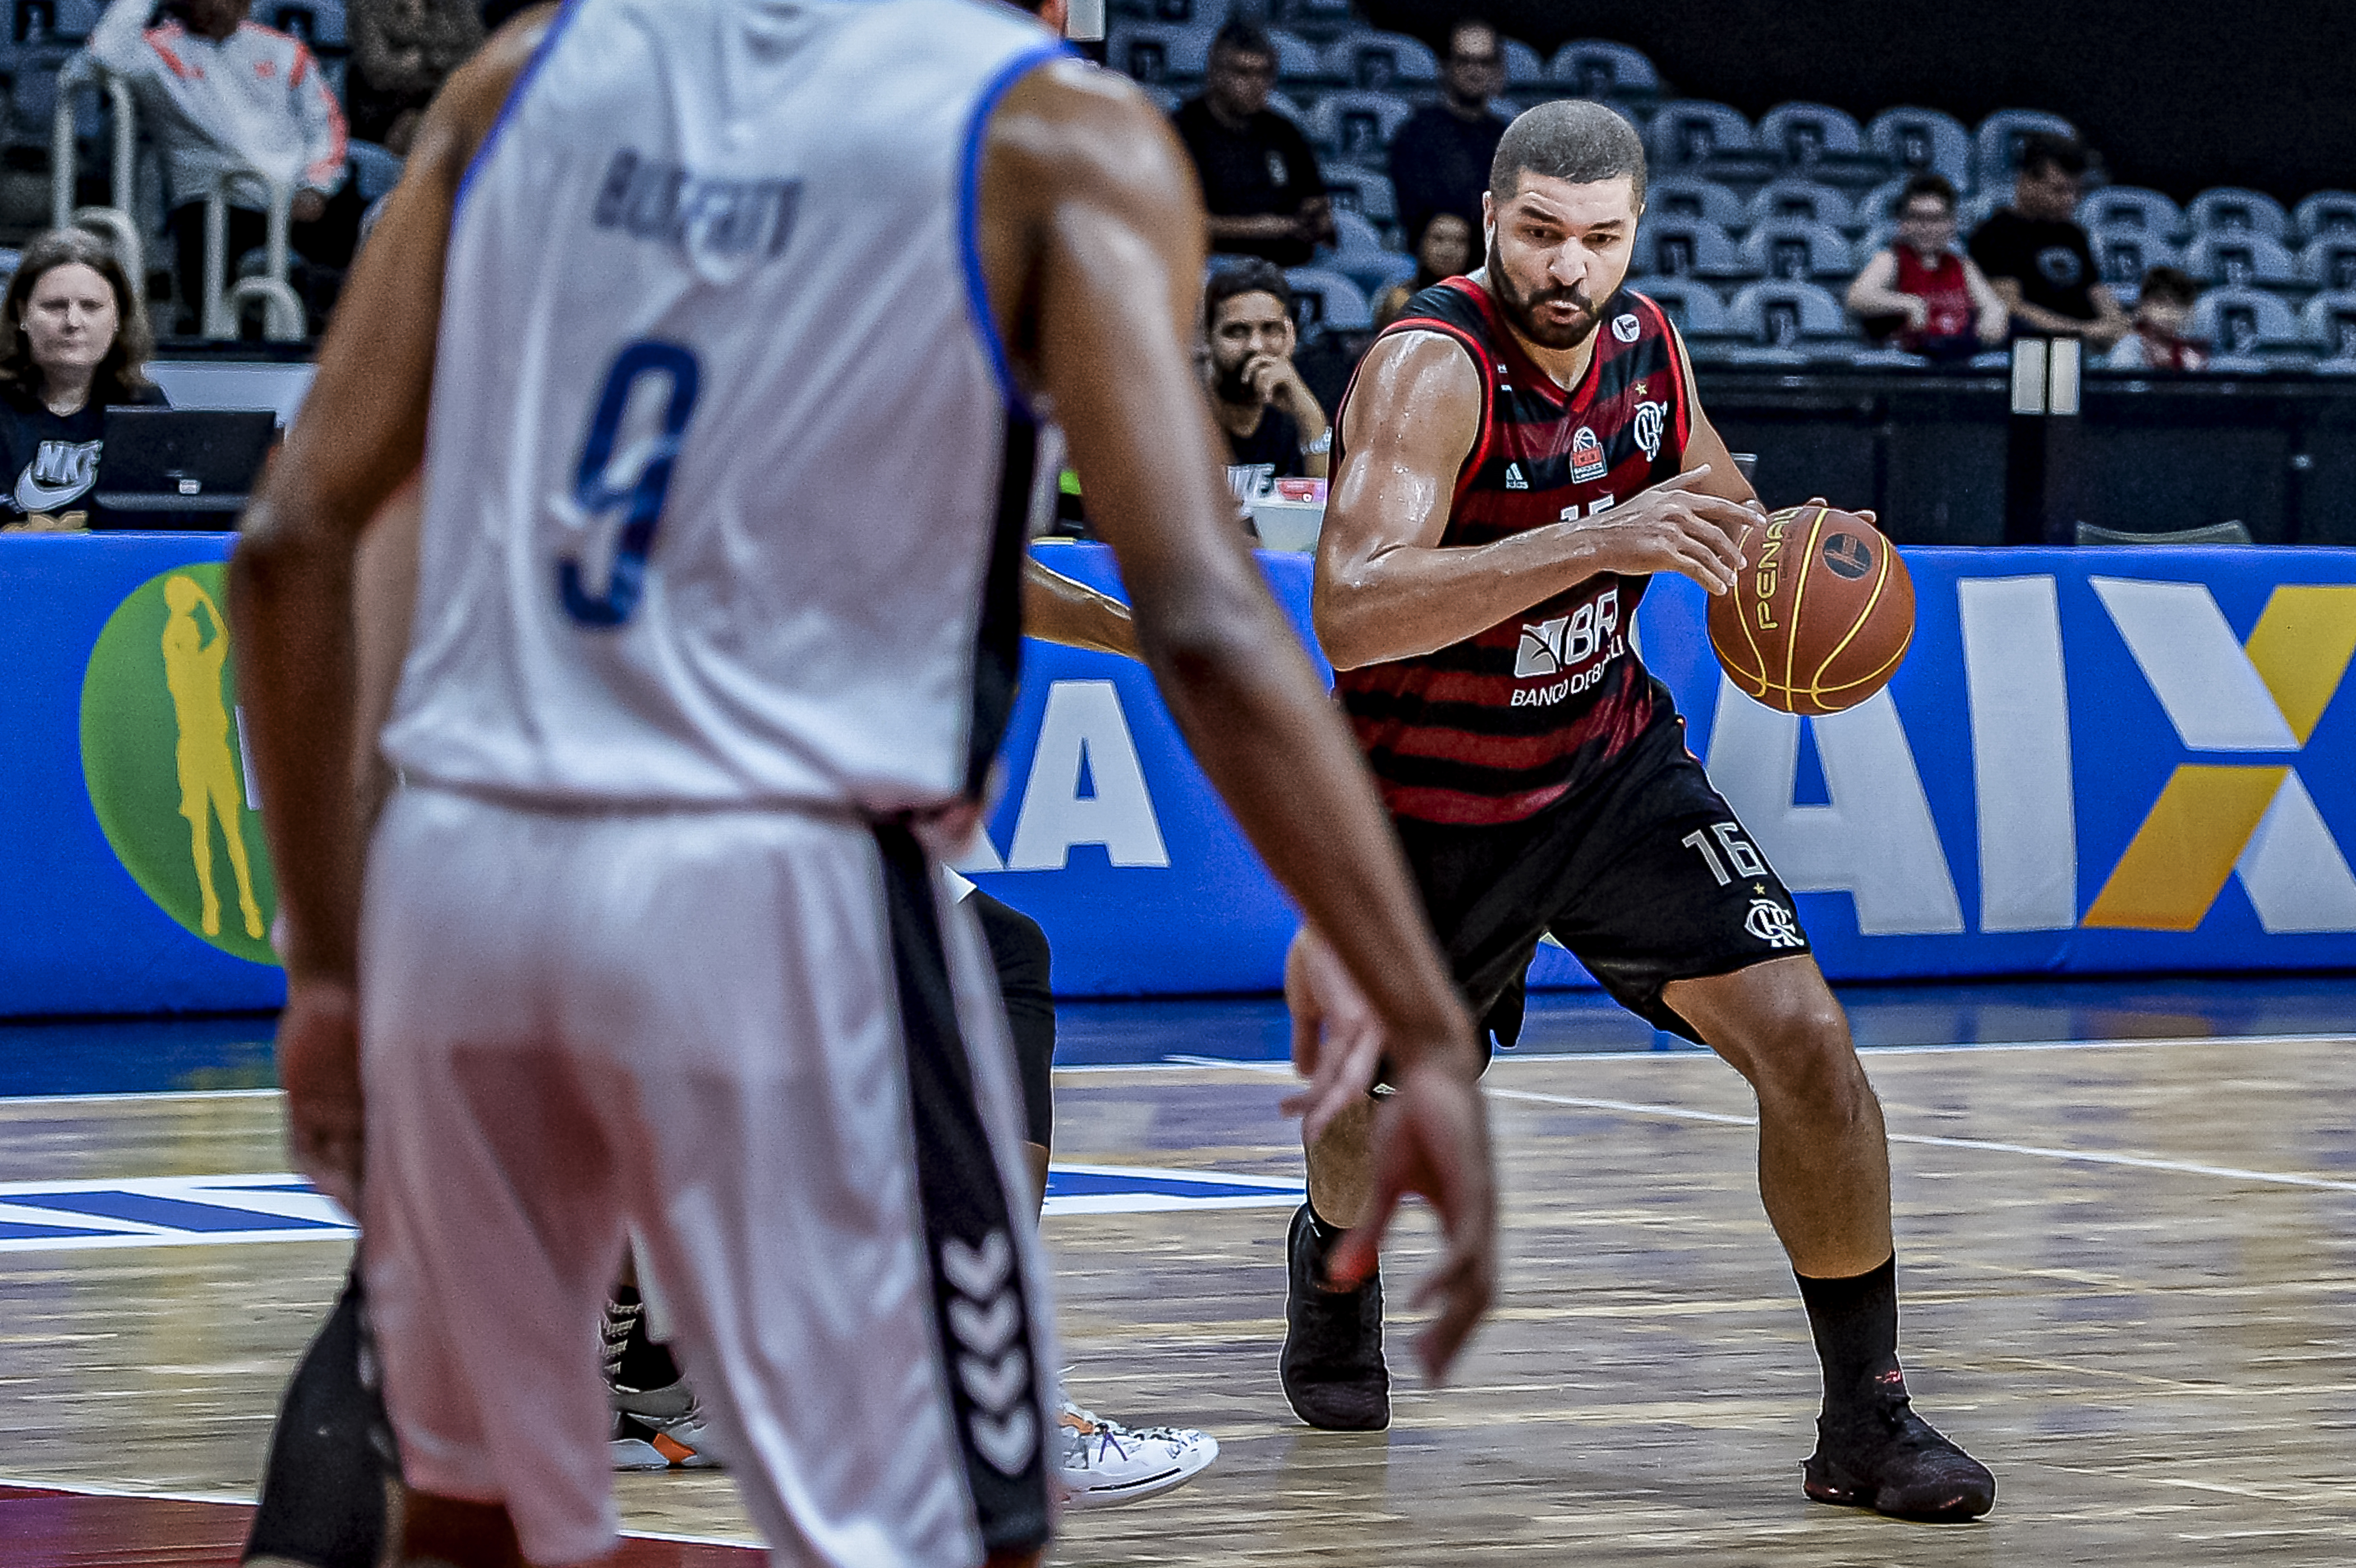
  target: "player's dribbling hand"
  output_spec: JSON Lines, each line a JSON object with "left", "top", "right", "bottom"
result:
{"left": 1280, "top": 925, "right": 1386, "bottom": 1142}
{"left": 1800, "top": 494, "right": 1879, "bottom": 526}
{"left": 278, "top": 974, "right": 365, "bottom": 1217}
{"left": 1328, "top": 1056, "right": 1496, "bottom": 1385}
{"left": 1561, "top": 465, "right": 1756, "bottom": 595}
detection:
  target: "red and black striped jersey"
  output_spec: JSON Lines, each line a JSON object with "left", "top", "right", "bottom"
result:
{"left": 1331, "top": 276, "right": 1694, "bottom": 826}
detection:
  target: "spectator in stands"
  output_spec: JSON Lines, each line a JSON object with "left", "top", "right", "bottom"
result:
{"left": 1173, "top": 21, "right": 1333, "bottom": 266}
{"left": 1205, "top": 260, "right": 1329, "bottom": 496}
{"left": 1374, "top": 210, "right": 1474, "bottom": 327}
{"left": 349, "top": 0, "right": 484, "bottom": 155}
{"left": 88, "top": 0, "right": 355, "bottom": 334}
{"left": 0, "top": 229, "right": 166, "bottom": 532}
{"left": 1845, "top": 174, "right": 2007, "bottom": 361}
{"left": 1968, "top": 133, "right": 2130, "bottom": 350}
{"left": 1387, "top": 20, "right": 1510, "bottom": 260}
{"left": 2109, "top": 265, "right": 2208, "bottom": 371}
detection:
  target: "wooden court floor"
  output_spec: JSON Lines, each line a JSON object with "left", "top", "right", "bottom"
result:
{"left": 3, "top": 1032, "right": 2353, "bottom": 1565}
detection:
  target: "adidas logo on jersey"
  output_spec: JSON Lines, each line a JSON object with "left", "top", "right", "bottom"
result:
{"left": 1504, "top": 462, "right": 1529, "bottom": 490}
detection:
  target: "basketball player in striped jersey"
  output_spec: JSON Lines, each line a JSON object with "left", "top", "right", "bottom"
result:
{"left": 228, "top": 3, "right": 1495, "bottom": 1566}
{"left": 1281, "top": 100, "right": 1995, "bottom": 1521}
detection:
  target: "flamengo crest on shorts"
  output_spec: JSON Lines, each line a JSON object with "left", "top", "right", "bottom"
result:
{"left": 1332, "top": 279, "right": 1696, "bottom": 826}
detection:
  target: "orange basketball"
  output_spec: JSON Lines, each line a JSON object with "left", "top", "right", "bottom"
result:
{"left": 1706, "top": 504, "right": 1915, "bottom": 716}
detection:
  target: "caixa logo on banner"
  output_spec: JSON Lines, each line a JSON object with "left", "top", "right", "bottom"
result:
{"left": 1698, "top": 576, "right": 2356, "bottom": 937}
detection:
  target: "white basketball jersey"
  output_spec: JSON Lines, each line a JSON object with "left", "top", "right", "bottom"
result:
{"left": 380, "top": 0, "right": 1065, "bottom": 813}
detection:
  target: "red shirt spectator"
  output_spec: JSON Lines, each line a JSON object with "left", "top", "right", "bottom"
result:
{"left": 1847, "top": 173, "right": 2006, "bottom": 361}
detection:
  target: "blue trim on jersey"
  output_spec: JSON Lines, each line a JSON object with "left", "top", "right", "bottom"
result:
{"left": 957, "top": 39, "right": 1073, "bottom": 415}
{"left": 454, "top": 0, "right": 588, "bottom": 216}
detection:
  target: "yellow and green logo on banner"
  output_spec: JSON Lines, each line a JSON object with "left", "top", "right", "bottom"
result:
{"left": 79, "top": 562, "right": 280, "bottom": 966}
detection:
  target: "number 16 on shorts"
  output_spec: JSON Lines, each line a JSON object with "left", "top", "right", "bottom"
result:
{"left": 1682, "top": 821, "right": 1765, "bottom": 886}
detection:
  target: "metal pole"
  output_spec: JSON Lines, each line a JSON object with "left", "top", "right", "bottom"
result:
{"left": 203, "top": 186, "right": 229, "bottom": 339}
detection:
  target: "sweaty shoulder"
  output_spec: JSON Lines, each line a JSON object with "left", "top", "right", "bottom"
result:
{"left": 1337, "top": 328, "right": 1483, "bottom": 467}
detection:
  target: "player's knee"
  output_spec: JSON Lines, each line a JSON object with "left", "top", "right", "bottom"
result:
{"left": 1745, "top": 994, "right": 1864, "bottom": 1111}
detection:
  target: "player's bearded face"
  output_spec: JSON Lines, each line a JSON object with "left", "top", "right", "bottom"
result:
{"left": 1487, "top": 231, "right": 1604, "bottom": 350}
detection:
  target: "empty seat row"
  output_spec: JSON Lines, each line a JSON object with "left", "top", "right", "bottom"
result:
{"left": 1107, "top": 22, "right": 1662, "bottom": 97}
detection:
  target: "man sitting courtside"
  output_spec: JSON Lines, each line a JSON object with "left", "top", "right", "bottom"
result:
{"left": 1968, "top": 132, "right": 2130, "bottom": 351}
{"left": 1172, "top": 21, "right": 1333, "bottom": 267}
{"left": 1204, "top": 260, "right": 1329, "bottom": 499}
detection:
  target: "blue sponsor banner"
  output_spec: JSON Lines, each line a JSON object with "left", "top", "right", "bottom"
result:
{"left": 6, "top": 535, "right": 2353, "bottom": 1015}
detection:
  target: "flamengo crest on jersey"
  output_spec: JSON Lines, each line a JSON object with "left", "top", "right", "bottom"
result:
{"left": 379, "top": 0, "right": 1060, "bottom": 815}
{"left": 1332, "top": 278, "right": 1695, "bottom": 826}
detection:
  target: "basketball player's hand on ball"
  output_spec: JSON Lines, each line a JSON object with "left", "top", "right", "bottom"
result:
{"left": 278, "top": 976, "right": 365, "bottom": 1216}
{"left": 1283, "top": 927, "right": 1498, "bottom": 1382}
{"left": 1800, "top": 494, "right": 1878, "bottom": 526}
{"left": 1562, "top": 464, "right": 1757, "bottom": 595}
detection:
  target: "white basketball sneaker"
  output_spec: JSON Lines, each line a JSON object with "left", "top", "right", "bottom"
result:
{"left": 610, "top": 1380, "right": 723, "bottom": 1470}
{"left": 1055, "top": 1399, "right": 1218, "bottom": 1508}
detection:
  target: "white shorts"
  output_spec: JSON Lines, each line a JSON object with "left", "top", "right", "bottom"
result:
{"left": 358, "top": 785, "right": 1055, "bottom": 1567}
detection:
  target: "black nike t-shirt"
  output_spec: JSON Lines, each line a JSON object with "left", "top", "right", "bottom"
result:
{"left": 0, "top": 380, "right": 169, "bottom": 527}
{"left": 1968, "top": 209, "right": 2101, "bottom": 324}
{"left": 1223, "top": 404, "right": 1304, "bottom": 499}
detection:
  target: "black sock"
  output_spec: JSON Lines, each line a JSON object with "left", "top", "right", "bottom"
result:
{"left": 1303, "top": 1198, "right": 1347, "bottom": 1241}
{"left": 1795, "top": 1255, "right": 1903, "bottom": 1416}
{"left": 605, "top": 1285, "right": 683, "bottom": 1391}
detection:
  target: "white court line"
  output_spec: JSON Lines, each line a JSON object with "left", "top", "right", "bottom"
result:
{"left": 0, "top": 1475, "right": 761, "bottom": 1546}
{"left": 1158, "top": 1053, "right": 2356, "bottom": 1195}
{"left": 0, "top": 1086, "right": 281, "bottom": 1108}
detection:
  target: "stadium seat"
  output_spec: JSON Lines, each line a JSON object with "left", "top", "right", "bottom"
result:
{"left": 1267, "top": 28, "right": 1324, "bottom": 85}
{"left": 2298, "top": 238, "right": 2356, "bottom": 293}
{"left": 1725, "top": 279, "right": 1851, "bottom": 358}
{"left": 1283, "top": 265, "right": 1373, "bottom": 332}
{"left": 1305, "top": 91, "right": 1414, "bottom": 165}
{"left": 1631, "top": 276, "right": 1733, "bottom": 341}
{"left": 1266, "top": 0, "right": 1354, "bottom": 27}
{"left": 1865, "top": 107, "right": 1971, "bottom": 190}
{"left": 349, "top": 140, "right": 402, "bottom": 204}
{"left": 1646, "top": 175, "right": 1747, "bottom": 233}
{"left": 1106, "top": 21, "right": 1214, "bottom": 85}
{"left": 2188, "top": 187, "right": 2290, "bottom": 240}
{"left": 2192, "top": 285, "right": 2299, "bottom": 356}
{"left": 265, "top": 1, "right": 345, "bottom": 47}
{"left": 2297, "top": 289, "right": 2356, "bottom": 358}
{"left": 1957, "top": 187, "right": 2003, "bottom": 236}
{"left": 1971, "top": 109, "right": 2076, "bottom": 192}
{"left": 1632, "top": 215, "right": 1749, "bottom": 281}
{"left": 1499, "top": 37, "right": 1548, "bottom": 92}
{"left": 1743, "top": 178, "right": 1855, "bottom": 233}
{"left": 1321, "top": 210, "right": 1415, "bottom": 296}
{"left": 1546, "top": 39, "right": 1660, "bottom": 101}
{"left": 1126, "top": 0, "right": 1231, "bottom": 26}
{"left": 2187, "top": 232, "right": 2298, "bottom": 290}
{"left": 1264, "top": 89, "right": 1308, "bottom": 130}
{"left": 1736, "top": 219, "right": 1853, "bottom": 281}
{"left": 1756, "top": 103, "right": 1866, "bottom": 171}
{"left": 1320, "top": 165, "right": 1398, "bottom": 227}
{"left": 1856, "top": 176, "right": 1912, "bottom": 229}
{"left": 1646, "top": 100, "right": 1756, "bottom": 172}
{"left": 2293, "top": 190, "right": 2356, "bottom": 242}
{"left": 1322, "top": 31, "right": 1439, "bottom": 90}
{"left": 2079, "top": 186, "right": 2187, "bottom": 241}
{"left": 2092, "top": 231, "right": 2185, "bottom": 302}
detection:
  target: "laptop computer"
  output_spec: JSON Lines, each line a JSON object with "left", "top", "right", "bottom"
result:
{"left": 91, "top": 408, "right": 278, "bottom": 528}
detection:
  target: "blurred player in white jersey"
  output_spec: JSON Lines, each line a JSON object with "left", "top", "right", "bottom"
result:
{"left": 229, "top": 3, "right": 1494, "bottom": 1565}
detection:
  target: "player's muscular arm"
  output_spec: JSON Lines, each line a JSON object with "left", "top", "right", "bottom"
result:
{"left": 1315, "top": 333, "right": 1754, "bottom": 671}
{"left": 227, "top": 8, "right": 551, "bottom": 1206}
{"left": 1023, "top": 558, "right": 1139, "bottom": 659}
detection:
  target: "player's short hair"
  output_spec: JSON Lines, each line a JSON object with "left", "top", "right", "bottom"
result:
{"left": 1490, "top": 100, "right": 1647, "bottom": 212}
{"left": 2138, "top": 264, "right": 2199, "bottom": 307}
{"left": 1899, "top": 173, "right": 1958, "bottom": 214}
{"left": 1212, "top": 19, "right": 1275, "bottom": 62}
{"left": 1204, "top": 258, "right": 1294, "bottom": 328}
{"left": 2019, "top": 133, "right": 2091, "bottom": 180}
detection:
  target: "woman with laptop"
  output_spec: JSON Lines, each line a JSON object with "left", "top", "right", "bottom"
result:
{"left": 0, "top": 227, "right": 167, "bottom": 532}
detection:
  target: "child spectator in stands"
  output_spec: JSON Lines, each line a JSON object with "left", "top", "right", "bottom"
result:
{"left": 2108, "top": 265, "right": 2208, "bottom": 371}
{"left": 1204, "top": 260, "right": 1329, "bottom": 498}
{"left": 350, "top": 0, "right": 484, "bottom": 155}
{"left": 1172, "top": 21, "right": 1333, "bottom": 266}
{"left": 1375, "top": 211, "right": 1474, "bottom": 328}
{"left": 1845, "top": 174, "right": 2007, "bottom": 361}
{"left": 0, "top": 229, "right": 166, "bottom": 532}
{"left": 1387, "top": 20, "right": 1509, "bottom": 261}
{"left": 1968, "top": 133, "right": 2130, "bottom": 351}
{"left": 86, "top": 0, "right": 357, "bottom": 334}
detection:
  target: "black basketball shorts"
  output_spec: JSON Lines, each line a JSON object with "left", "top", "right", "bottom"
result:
{"left": 1391, "top": 714, "right": 1812, "bottom": 1052}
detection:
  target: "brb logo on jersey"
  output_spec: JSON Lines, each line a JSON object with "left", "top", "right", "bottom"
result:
{"left": 1631, "top": 401, "right": 1669, "bottom": 463}
{"left": 79, "top": 562, "right": 279, "bottom": 965}
{"left": 1569, "top": 426, "right": 1608, "bottom": 483}
{"left": 1513, "top": 585, "right": 1623, "bottom": 704}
